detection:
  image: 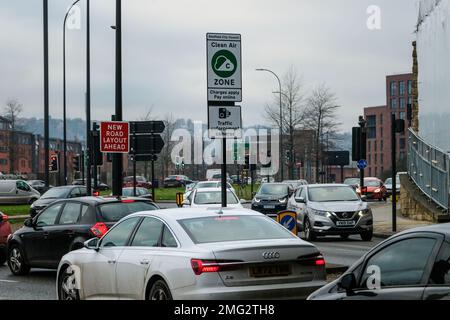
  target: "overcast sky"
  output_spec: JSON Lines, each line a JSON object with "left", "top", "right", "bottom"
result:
{"left": 0, "top": 0, "right": 418, "bottom": 132}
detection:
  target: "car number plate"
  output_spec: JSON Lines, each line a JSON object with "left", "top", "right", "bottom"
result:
{"left": 264, "top": 205, "right": 275, "bottom": 209}
{"left": 336, "top": 220, "right": 356, "bottom": 226}
{"left": 249, "top": 265, "right": 291, "bottom": 278}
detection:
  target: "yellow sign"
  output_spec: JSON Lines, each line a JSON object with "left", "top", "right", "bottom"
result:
{"left": 176, "top": 192, "right": 184, "bottom": 207}
{"left": 276, "top": 210, "right": 298, "bottom": 235}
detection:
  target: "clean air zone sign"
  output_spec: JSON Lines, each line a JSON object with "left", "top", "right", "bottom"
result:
{"left": 207, "top": 33, "right": 242, "bottom": 102}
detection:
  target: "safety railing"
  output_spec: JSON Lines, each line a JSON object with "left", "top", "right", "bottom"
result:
{"left": 408, "top": 128, "right": 449, "bottom": 211}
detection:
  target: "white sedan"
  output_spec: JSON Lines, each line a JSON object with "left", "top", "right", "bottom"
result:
{"left": 183, "top": 181, "right": 235, "bottom": 200}
{"left": 183, "top": 187, "right": 244, "bottom": 208}
{"left": 56, "top": 207, "right": 327, "bottom": 300}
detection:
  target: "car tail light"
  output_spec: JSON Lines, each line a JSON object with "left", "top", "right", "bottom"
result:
{"left": 121, "top": 199, "right": 135, "bottom": 203}
{"left": 190, "top": 259, "right": 241, "bottom": 275}
{"left": 90, "top": 222, "right": 108, "bottom": 238}
{"left": 0, "top": 214, "right": 8, "bottom": 221}
{"left": 315, "top": 257, "right": 326, "bottom": 266}
{"left": 93, "top": 191, "right": 100, "bottom": 196}
{"left": 297, "top": 254, "right": 326, "bottom": 267}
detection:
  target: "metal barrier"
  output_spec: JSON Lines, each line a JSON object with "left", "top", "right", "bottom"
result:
{"left": 408, "top": 128, "right": 449, "bottom": 211}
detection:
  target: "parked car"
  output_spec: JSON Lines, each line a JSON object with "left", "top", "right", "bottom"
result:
{"left": 121, "top": 187, "right": 152, "bottom": 200}
{"left": 384, "top": 177, "right": 401, "bottom": 196}
{"left": 287, "top": 184, "right": 373, "bottom": 241}
{"left": 72, "top": 179, "right": 110, "bottom": 191}
{"left": 7, "top": 197, "right": 159, "bottom": 275}
{"left": 163, "top": 175, "right": 193, "bottom": 188}
{"left": 29, "top": 186, "right": 87, "bottom": 218}
{"left": 282, "top": 180, "right": 308, "bottom": 190}
{"left": 343, "top": 177, "right": 360, "bottom": 190}
{"left": 251, "top": 183, "right": 293, "bottom": 215}
{"left": 27, "top": 180, "right": 53, "bottom": 195}
{"left": 183, "top": 181, "right": 235, "bottom": 200}
{"left": 123, "top": 176, "right": 152, "bottom": 189}
{"left": 356, "top": 177, "right": 387, "bottom": 201}
{"left": 209, "top": 173, "right": 233, "bottom": 184}
{"left": 308, "top": 223, "right": 450, "bottom": 300}
{"left": 56, "top": 207, "right": 326, "bottom": 300}
{"left": 0, "top": 180, "right": 41, "bottom": 205}
{"left": 0, "top": 212, "right": 12, "bottom": 265}
{"left": 183, "top": 187, "right": 244, "bottom": 208}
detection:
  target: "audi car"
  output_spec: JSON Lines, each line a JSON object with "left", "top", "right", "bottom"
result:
{"left": 56, "top": 207, "right": 326, "bottom": 300}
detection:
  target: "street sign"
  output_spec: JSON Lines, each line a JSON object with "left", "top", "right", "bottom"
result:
{"left": 207, "top": 33, "right": 242, "bottom": 102}
{"left": 130, "top": 121, "right": 165, "bottom": 134}
{"left": 130, "top": 135, "right": 165, "bottom": 155}
{"left": 357, "top": 159, "right": 367, "bottom": 170}
{"left": 208, "top": 105, "right": 242, "bottom": 138}
{"left": 133, "top": 154, "right": 158, "bottom": 162}
{"left": 100, "top": 121, "right": 130, "bottom": 153}
{"left": 276, "top": 211, "right": 298, "bottom": 235}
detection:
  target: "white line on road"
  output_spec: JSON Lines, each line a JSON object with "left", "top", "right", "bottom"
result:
{"left": 0, "top": 279, "right": 19, "bottom": 283}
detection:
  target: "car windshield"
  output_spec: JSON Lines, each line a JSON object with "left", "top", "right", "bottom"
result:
{"left": 344, "top": 178, "right": 359, "bottom": 185}
{"left": 365, "top": 180, "right": 381, "bottom": 187}
{"left": 41, "top": 187, "right": 71, "bottom": 199}
{"left": 212, "top": 174, "right": 221, "bottom": 179}
{"left": 196, "top": 182, "right": 218, "bottom": 189}
{"left": 308, "top": 186, "right": 359, "bottom": 202}
{"left": 167, "top": 175, "right": 178, "bottom": 179}
{"left": 179, "top": 215, "right": 295, "bottom": 244}
{"left": 194, "top": 191, "right": 238, "bottom": 204}
{"left": 385, "top": 178, "right": 392, "bottom": 184}
{"left": 257, "top": 184, "right": 288, "bottom": 196}
{"left": 122, "top": 189, "right": 140, "bottom": 196}
{"left": 99, "top": 201, "right": 157, "bottom": 222}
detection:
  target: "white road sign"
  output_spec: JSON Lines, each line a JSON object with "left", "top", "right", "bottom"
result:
{"left": 207, "top": 33, "right": 242, "bottom": 102}
{"left": 208, "top": 105, "right": 242, "bottom": 138}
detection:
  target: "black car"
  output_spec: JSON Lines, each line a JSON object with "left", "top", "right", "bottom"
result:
{"left": 72, "top": 179, "right": 110, "bottom": 191}
{"left": 163, "top": 175, "right": 193, "bottom": 188}
{"left": 308, "top": 223, "right": 450, "bottom": 300}
{"left": 27, "top": 180, "right": 53, "bottom": 195}
{"left": 251, "top": 183, "right": 293, "bottom": 215}
{"left": 7, "top": 197, "right": 159, "bottom": 275}
{"left": 29, "top": 186, "right": 87, "bottom": 218}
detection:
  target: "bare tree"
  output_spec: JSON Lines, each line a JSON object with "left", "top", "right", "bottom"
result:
{"left": 160, "top": 113, "right": 176, "bottom": 179}
{"left": 264, "top": 67, "right": 306, "bottom": 179}
{"left": 304, "top": 84, "right": 341, "bottom": 183}
{"left": 3, "top": 99, "right": 23, "bottom": 174}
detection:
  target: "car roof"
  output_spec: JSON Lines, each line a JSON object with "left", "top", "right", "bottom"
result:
{"left": 195, "top": 187, "right": 233, "bottom": 192}
{"left": 51, "top": 196, "right": 152, "bottom": 205}
{"left": 396, "top": 223, "right": 450, "bottom": 241}
{"left": 128, "top": 207, "right": 262, "bottom": 221}
{"left": 51, "top": 185, "right": 84, "bottom": 190}
{"left": 307, "top": 183, "right": 350, "bottom": 188}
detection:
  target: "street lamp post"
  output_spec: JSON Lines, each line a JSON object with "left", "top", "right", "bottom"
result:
{"left": 63, "top": 0, "right": 81, "bottom": 186}
{"left": 256, "top": 68, "right": 283, "bottom": 181}
{"left": 43, "top": 0, "right": 50, "bottom": 187}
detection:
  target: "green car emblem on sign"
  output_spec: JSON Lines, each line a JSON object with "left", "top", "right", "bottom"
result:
{"left": 212, "top": 50, "right": 237, "bottom": 78}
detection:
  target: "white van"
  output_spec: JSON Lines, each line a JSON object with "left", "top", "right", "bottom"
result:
{"left": 0, "top": 180, "right": 40, "bottom": 204}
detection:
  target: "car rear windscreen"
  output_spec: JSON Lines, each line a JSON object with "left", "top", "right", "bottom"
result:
{"left": 178, "top": 215, "right": 295, "bottom": 244}
{"left": 99, "top": 201, "right": 157, "bottom": 222}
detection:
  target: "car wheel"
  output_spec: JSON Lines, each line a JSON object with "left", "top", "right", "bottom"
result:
{"left": 0, "top": 249, "right": 6, "bottom": 265}
{"left": 58, "top": 266, "right": 80, "bottom": 300}
{"left": 148, "top": 280, "right": 172, "bottom": 300}
{"left": 340, "top": 234, "right": 349, "bottom": 240}
{"left": 8, "top": 244, "right": 30, "bottom": 275}
{"left": 304, "top": 219, "right": 316, "bottom": 241}
{"left": 360, "top": 230, "right": 373, "bottom": 241}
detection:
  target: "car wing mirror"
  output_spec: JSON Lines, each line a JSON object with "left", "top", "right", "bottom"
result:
{"left": 182, "top": 199, "right": 190, "bottom": 206}
{"left": 360, "top": 195, "right": 368, "bottom": 202}
{"left": 338, "top": 273, "right": 356, "bottom": 296}
{"left": 24, "top": 218, "right": 34, "bottom": 228}
{"left": 84, "top": 238, "right": 99, "bottom": 251}
{"left": 295, "top": 197, "right": 306, "bottom": 203}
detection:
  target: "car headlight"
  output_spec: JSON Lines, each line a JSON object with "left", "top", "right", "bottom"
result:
{"left": 374, "top": 188, "right": 381, "bottom": 193}
{"left": 279, "top": 198, "right": 287, "bottom": 204}
{"left": 253, "top": 198, "right": 261, "bottom": 203}
{"left": 310, "top": 209, "right": 332, "bottom": 217}
{"left": 358, "top": 209, "right": 371, "bottom": 216}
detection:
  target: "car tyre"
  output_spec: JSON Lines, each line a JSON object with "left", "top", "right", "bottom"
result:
{"left": 7, "top": 244, "right": 30, "bottom": 275}
{"left": 58, "top": 266, "right": 80, "bottom": 300}
{"left": 360, "top": 230, "right": 373, "bottom": 241}
{"left": 148, "top": 280, "right": 172, "bottom": 300}
{"left": 304, "top": 218, "right": 316, "bottom": 241}
{"left": 0, "top": 249, "right": 6, "bottom": 265}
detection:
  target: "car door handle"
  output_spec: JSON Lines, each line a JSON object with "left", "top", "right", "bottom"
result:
{"left": 140, "top": 259, "right": 150, "bottom": 265}
{"left": 107, "top": 260, "right": 116, "bottom": 264}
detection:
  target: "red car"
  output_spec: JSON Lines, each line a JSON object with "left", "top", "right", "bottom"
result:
{"left": 356, "top": 177, "right": 387, "bottom": 201}
{"left": 123, "top": 176, "right": 152, "bottom": 189}
{"left": 0, "top": 212, "right": 12, "bottom": 265}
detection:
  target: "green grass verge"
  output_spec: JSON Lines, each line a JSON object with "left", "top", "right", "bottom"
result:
{"left": 0, "top": 204, "right": 30, "bottom": 216}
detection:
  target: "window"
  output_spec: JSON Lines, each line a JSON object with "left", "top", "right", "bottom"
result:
{"left": 59, "top": 202, "right": 82, "bottom": 225}
{"left": 80, "top": 205, "right": 89, "bottom": 220}
{"left": 16, "top": 181, "right": 31, "bottom": 192}
{"left": 391, "top": 98, "right": 397, "bottom": 109}
{"left": 99, "top": 201, "right": 157, "bottom": 222}
{"left": 380, "top": 140, "right": 384, "bottom": 150}
{"left": 400, "top": 138, "right": 406, "bottom": 149}
{"left": 374, "top": 141, "right": 377, "bottom": 152}
{"left": 399, "top": 81, "right": 406, "bottom": 95}
{"left": 380, "top": 114, "right": 383, "bottom": 125}
{"left": 429, "top": 243, "right": 450, "bottom": 285}
{"left": 69, "top": 188, "right": 81, "bottom": 198}
{"left": 101, "top": 217, "right": 140, "bottom": 247}
{"left": 375, "top": 167, "right": 378, "bottom": 176}
{"left": 0, "top": 159, "right": 8, "bottom": 165}
{"left": 368, "top": 141, "right": 371, "bottom": 151}
{"left": 400, "top": 112, "right": 406, "bottom": 120}
{"left": 408, "top": 80, "right": 413, "bottom": 95}
{"left": 408, "top": 97, "right": 413, "bottom": 108}
{"left": 380, "top": 153, "right": 384, "bottom": 164}
{"left": 131, "top": 217, "right": 164, "bottom": 247}
{"left": 400, "top": 98, "right": 406, "bottom": 109}
{"left": 359, "top": 238, "right": 437, "bottom": 288}
{"left": 161, "top": 225, "right": 178, "bottom": 248}
{"left": 36, "top": 203, "right": 63, "bottom": 227}
{"left": 390, "top": 81, "right": 397, "bottom": 96}
{"left": 374, "top": 153, "right": 378, "bottom": 164}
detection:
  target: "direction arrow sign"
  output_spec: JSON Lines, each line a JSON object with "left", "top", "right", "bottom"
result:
{"left": 130, "top": 121, "right": 165, "bottom": 134}
{"left": 207, "top": 33, "right": 242, "bottom": 102}
{"left": 130, "top": 134, "right": 165, "bottom": 155}
{"left": 100, "top": 121, "right": 130, "bottom": 153}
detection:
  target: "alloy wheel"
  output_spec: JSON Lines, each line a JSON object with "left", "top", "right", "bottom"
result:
{"left": 9, "top": 248, "right": 22, "bottom": 273}
{"left": 60, "top": 269, "right": 79, "bottom": 300}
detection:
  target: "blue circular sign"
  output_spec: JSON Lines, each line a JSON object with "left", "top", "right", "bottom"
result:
{"left": 280, "top": 215, "right": 296, "bottom": 231}
{"left": 357, "top": 159, "right": 367, "bottom": 170}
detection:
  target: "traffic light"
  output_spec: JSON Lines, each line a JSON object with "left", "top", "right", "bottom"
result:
{"left": 73, "top": 154, "right": 81, "bottom": 172}
{"left": 50, "top": 154, "right": 59, "bottom": 172}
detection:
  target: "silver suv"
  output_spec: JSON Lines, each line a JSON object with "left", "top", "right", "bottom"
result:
{"left": 287, "top": 184, "right": 373, "bottom": 241}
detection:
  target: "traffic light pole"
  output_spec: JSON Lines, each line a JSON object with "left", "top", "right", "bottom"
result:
{"left": 85, "top": 0, "right": 92, "bottom": 196}
{"left": 391, "top": 113, "right": 397, "bottom": 232}
{"left": 43, "top": 0, "right": 50, "bottom": 188}
{"left": 358, "top": 116, "right": 367, "bottom": 194}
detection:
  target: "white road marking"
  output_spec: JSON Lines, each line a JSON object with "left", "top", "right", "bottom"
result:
{"left": 0, "top": 279, "right": 19, "bottom": 283}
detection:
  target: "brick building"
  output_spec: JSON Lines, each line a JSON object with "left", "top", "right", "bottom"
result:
{"left": 364, "top": 73, "right": 413, "bottom": 179}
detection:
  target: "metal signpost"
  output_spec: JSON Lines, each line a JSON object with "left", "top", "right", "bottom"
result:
{"left": 207, "top": 33, "right": 242, "bottom": 207}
